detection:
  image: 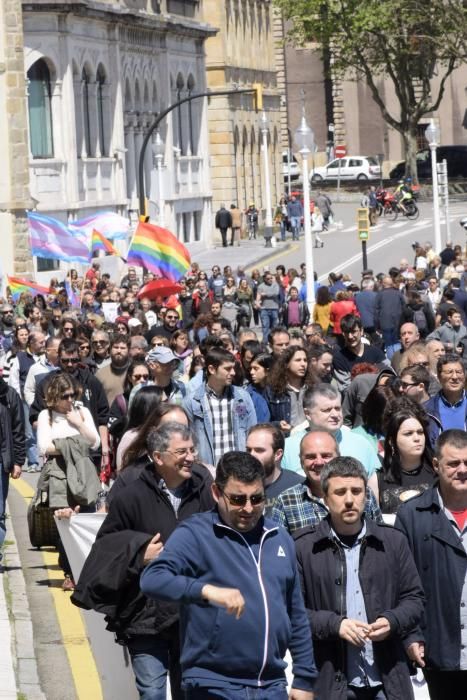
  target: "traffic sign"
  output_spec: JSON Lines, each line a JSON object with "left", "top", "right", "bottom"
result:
{"left": 335, "top": 144, "right": 346, "bottom": 158}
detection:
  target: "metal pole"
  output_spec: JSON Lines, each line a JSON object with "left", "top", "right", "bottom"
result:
{"left": 430, "top": 144, "right": 442, "bottom": 253}
{"left": 137, "top": 88, "right": 256, "bottom": 217}
{"left": 362, "top": 240, "right": 368, "bottom": 269}
{"left": 287, "top": 129, "right": 292, "bottom": 197}
{"left": 337, "top": 159, "right": 341, "bottom": 202}
{"left": 156, "top": 155, "right": 165, "bottom": 227}
{"left": 261, "top": 117, "right": 273, "bottom": 240}
{"left": 443, "top": 159, "right": 451, "bottom": 243}
{"left": 301, "top": 150, "right": 315, "bottom": 314}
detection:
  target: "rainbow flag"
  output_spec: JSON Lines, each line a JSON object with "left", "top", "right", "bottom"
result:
{"left": 126, "top": 222, "right": 191, "bottom": 282}
{"left": 91, "top": 229, "right": 120, "bottom": 257}
{"left": 70, "top": 212, "right": 130, "bottom": 241}
{"left": 65, "top": 279, "right": 81, "bottom": 308}
{"left": 7, "top": 276, "right": 54, "bottom": 302}
{"left": 28, "top": 212, "right": 90, "bottom": 264}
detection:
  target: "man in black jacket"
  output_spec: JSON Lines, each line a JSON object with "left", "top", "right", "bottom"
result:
{"left": 215, "top": 203, "right": 232, "bottom": 248}
{"left": 295, "top": 456, "right": 424, "bottom": 700}
{"left": 73, "top": 422, "right": 214, "bottom": 700}
{"left": 396, "top": 429, "right": 467, "bottom": 699}
{"left": 0, "top": 376, "right": 25, "bottom": 560}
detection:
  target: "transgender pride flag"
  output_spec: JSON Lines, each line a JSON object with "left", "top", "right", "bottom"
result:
{"left": 28, "top": 212, "right": 90, "bottom": 264}
{"left": 70, "top": 211, "right": 130, "bottom": 241}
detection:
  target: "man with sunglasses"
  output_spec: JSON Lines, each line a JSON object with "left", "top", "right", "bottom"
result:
{"left": 146, "top": 308, "right": 180, "bottom": 343}
{"left": 141, "top": 450, "right": 317, "bottom": 700}
{"left": 399, "top": 365, "right": 431, "bottom": 404}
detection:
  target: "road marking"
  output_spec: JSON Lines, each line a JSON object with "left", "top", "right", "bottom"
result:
{"left": 11, "top": 479, "right": 103, "bottom": 700}
{"left": 246, "top": 242, "right": 300, "bottom": 272}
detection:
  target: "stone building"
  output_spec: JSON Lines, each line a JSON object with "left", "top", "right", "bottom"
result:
{"left": 11, "top": 0, "right": 216, "bottom": 279}
{"left": 0, "top": 0, "right": 32, "bottom": 282}
{"left": 203, "top": 0, "right": 283, "bottom": 227}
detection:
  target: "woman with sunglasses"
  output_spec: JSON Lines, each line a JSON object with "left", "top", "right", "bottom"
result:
{"left": 59, "top": 317, "right": 78, "bottom": 340}
{"left": 108, "top": 360, "right": 151, "bottom": 445}
{"left": 37, "top": 373, "right": 100, "bottom": 590}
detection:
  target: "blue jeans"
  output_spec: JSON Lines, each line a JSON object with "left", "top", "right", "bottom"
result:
{"left": 127, "top": 631, "right": 182, "bottom": 700}
{"left": 280, "top": 219, "right": 287, "bottom": 241}
{"left": 260, "top": 309, "right": 279, "bottom": 343}
{"left": 289, "top": 216, "right": 300, "bottom": 240}
{"left": 185, "top": 682, "right": 288, "bottom": 699}
{"left": 381, "top": 329, "right": 400, "bottom": 360}
{"left": 23, "top": 401, "right": 39, "bottom": 468}
{"left": 0, "top": 467, "right": 9, "bottom": 550}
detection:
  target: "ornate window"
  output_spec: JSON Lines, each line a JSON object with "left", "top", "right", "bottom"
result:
{"left": 27, "top": 59, "right": 54, "bottom": 159}
{"left": 97, "top": 66, "right": 107, "bottom": 156}
{"left": 82, "top": 67, "right": 92, "bottom": 157}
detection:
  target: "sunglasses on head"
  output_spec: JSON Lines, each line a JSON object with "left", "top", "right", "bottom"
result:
{"left": 220, "top": 490, "right": 265, "bottom": 507}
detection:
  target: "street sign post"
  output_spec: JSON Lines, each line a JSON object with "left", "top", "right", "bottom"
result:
{"left": 357, "top": 207, "right": 370, "bottom": 269}
{"left": 335, "top": 145, "right": 346, "bottom": 201}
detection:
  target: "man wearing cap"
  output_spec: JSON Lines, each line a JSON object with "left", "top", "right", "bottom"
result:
{"left": 147, "top": 347, "right": 186, "bottom": 404}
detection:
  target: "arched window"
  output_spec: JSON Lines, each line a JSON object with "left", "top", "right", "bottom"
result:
{"left": 82, "top": 67, "right": 92, "bottom": 157}
{"left": 97, "top": 66, "right": 107, "bottom": 156}
{"left": 27, "top": 59, "right": 54, "bottom": 159}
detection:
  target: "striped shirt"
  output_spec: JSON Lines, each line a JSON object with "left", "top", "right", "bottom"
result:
{"left": 270, "top": 481, "right": 382, "bottom": 533}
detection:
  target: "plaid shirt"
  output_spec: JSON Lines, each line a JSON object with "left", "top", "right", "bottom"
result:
{"left": 158, "top": 478, "right": 188, "bottom": 517}
{"left": 206, "top": 385, "right": 235, "bottom": 465}
{"left": 270, "top": 481, "right": 383, "bottom": 534}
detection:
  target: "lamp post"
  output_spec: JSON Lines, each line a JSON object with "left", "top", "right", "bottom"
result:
{"left": 425, "top": 119, "right": 442, "bottom": 253}
{"left": 260, "top": 111, "right": 273, "bottom": 242}
{"left": 152, "top": 132, "right": 165, "bottom": 227}
{"left": 294, "top": 111, "right": 316, "bottom": 314}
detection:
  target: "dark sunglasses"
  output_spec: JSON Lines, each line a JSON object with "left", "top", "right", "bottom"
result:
{"left": 220, "top": 490, "right": 265, "bottom": 507}
{"left": 61, "top": 357, "right": 79, "bottom": 364}
{"left": 132, "top": 373, "right": 149, "bottom": 381}
{"left": 61, "top": 392, "right": 76, "bottom": 400}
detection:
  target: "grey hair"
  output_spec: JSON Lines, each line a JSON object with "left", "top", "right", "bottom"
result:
{"left": 303, "top": 383, "right": 340, "bottom": 411}
{"left": 320, "top": 456, "right": 367, "bottom": 495}
{"left": 91, "top": 329, "right": 110, "bottom": 342}
{"left": 146, "top": 422, "right": 192, "bottom": 454}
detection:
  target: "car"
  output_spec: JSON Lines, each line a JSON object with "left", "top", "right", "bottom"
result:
{"left": 282, "top": 150, "right": 300, "bottom": 181}
{"left": 310, "top": 156, "right": 381, "bottom": 183}
{"left": 390, "top": 145, "right": 467, "bottom": 180}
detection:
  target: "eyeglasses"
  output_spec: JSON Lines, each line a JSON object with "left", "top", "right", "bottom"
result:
{"left": 220, "top": 490, "right": 266, "bottom": 507}
{"left": 166, "top": 316, "right": 179, "bottom": 321}
{"left": 400, "top": 381, "right": 418, "bottom": 389}
{"left": 92, "top": 340, "right": 109, "bottom": 346}
{"left": 132, "top": 373, "right": 149, "bottom": 381}
{"left": 79, "top": 344, "right": 90, "bottom": 350}
{"left": 63, "top": 327, "right": 74, "bottom": 332}
{"left": 410, "top": 361, "right": 430, "bottom": 368}
{"left": 440, "top": 369, "right": 465, "bottom": 377}
{"left": 162, "top": 447, "right": 198, "bottom": 458}
{"left": 61, "top": 392, "right": 76, "bottom": 401}
{"left": 61, "top": 357, "right": 79, "bottom": 365}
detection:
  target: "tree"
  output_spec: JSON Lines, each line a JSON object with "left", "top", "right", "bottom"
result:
{"left": 275, "top": 0, "right": 467, "bottom": 180}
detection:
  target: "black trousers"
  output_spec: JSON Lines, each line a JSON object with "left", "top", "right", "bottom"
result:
{"left": 347, "top": 686, "right": 386, "bottom": 699}
{"left": 424, "top": 669, "right": 467, "bottom": 699}
{"left": 219, "top": 228, "right": 228, "bottom": 247}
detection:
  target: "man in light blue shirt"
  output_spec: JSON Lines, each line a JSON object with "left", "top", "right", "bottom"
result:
{"left": 282, "top": 384, "right": 380, "bottom": 476}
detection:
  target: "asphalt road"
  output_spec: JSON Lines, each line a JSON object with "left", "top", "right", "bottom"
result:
{"left": 262, "top": 201, "right": 467, "bottom": 283}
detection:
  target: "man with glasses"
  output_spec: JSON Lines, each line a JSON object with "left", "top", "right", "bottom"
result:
{"left": 74, "top": 422, "right": 214, "bottom": 700}
{"left": 399, "top": 365, "right": 431, "bottom": 404}
{"left": 424, "top": 354, "right": 467, "bottom": 447}
{"left": 146, "top": 309, "right": 180, "bottom": 343}
{"left": 140, "top": 450, "right": 317, "bottom": 700}
{"left": 30, "top": 339, "right": 109, "bottom": 467}
{"left": 396, "top": 429, "right": 467, "bottom": 698}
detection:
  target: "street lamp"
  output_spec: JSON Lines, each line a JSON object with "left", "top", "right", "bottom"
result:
{"left": 152, "top": 132, "right": 165, "bottom": 227}
{"left": 294, "top": 112, "right": 315, "bottom": 314}
{"left": 425, "top": 119, "right": 442, "bottom": 253}
{"left": 260, "top": 111, "right": 273, "bottom": 243}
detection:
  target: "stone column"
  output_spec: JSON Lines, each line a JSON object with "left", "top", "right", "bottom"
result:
{"left": 0, "top": 0, "right": 33, "bottom": 280}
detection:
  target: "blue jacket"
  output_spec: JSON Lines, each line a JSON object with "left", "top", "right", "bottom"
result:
{"left": 183, "top": 382, "right": 257, "bottom": 465}
{"left": 396, "top": 487, "right": 467, "bottom": 671}
{"left": 246, "top": 384, "right": 270, "bottom": 422}
{"left": 355, "top": 290, "right": 376, "bottom": 329}
{"left": 140, "top": 510, "right": 317, "bottom": 691}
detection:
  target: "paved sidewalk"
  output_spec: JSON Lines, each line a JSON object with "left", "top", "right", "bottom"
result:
{"left": 0, "top": 505, "right": 45, "bottom": 700}
{"left": 186, "top": 237, "right": 294, "bottom": 272}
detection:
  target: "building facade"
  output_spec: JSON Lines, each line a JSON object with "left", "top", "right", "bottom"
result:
{"left": 203, "top": 0, "right": 283, "bottom": 234}
{"left": 19, "top": 0, "right": 216, "bottom": 279}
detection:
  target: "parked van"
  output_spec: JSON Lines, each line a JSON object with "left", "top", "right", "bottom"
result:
{"left": 390, "top": 145, "right": 467, "bottom": 179}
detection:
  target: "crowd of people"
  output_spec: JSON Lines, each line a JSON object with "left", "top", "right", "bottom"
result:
{"left": 1, "top": 238, "right": 467, "bottom": 700}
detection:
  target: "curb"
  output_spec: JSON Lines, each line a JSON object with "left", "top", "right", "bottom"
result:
{"left": 243, "top": 240, "right": 294, "bottom": 270}
{"left": 2, "top": 505, "right": 45, "bottom": 700}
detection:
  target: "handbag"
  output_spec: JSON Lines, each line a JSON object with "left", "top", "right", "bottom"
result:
{"left": 27, "top": 500, "right": 59, "bottom": 549}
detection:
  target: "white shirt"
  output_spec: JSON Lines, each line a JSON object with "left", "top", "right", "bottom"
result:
{"left": 37, "top": 407, "right": 100, "bottom": 456}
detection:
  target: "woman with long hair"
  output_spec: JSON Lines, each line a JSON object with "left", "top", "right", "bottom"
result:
{"left": 37, "top": 373, "right": 100, "bottom": 590}
{"left": 2, "top": 324, "right": 29, "bottom": 382}
{"left": 109, "top": 360, "right": 151, "bottom": 439}
{"left": 170, "top": 329, "right": 193, "bottom": 382}
{"left": 368, "top": 398, "right": 436, "bottom": 515}
{"left": 245, "top": 350, "right": 273, "bottom": 422}
{"left": 312, "top": 285, "right": 332, "bottom": 334}
{"left": 265, "top": 345, "right": 316, "bottom": 432}
{"left": 114, "top": 385, "right": 164, "bottom": 470}
{"left": 236, "top": 278, "right": 253, "bottom": 330}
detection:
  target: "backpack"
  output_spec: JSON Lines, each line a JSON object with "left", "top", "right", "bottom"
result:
{"left": 412, "top": 308, "right": 427, "bottom": 333}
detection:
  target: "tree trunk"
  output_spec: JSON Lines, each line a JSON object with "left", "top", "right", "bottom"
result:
{"left": 402, "top": 126, "right": 419, "bottom": 184}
